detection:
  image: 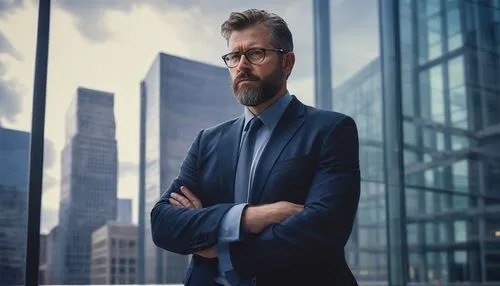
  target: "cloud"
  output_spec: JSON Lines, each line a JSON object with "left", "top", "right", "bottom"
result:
{"left": 51, "top": 1, "right": 315, "bottom": 80}
{"left": 0, "top": 2, "right": 25, "bottom": 125}
{"left": 119, "top": 161, "right": 138, "bottom": 177}
{"left": 54, "top": 0, "right": 137, "bottom": 42}
{"left": 0, "top": 0, "right": 25, "bottom": 18}
{"left": 0, "top": 30, "right": 23, "bottom": 60}
{"left": 0, "top": 61, "right": 24, "bottom": 124}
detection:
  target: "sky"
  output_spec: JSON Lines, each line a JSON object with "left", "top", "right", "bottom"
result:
{"left": 0, "top": 0, "right": 379, "bottom": 234}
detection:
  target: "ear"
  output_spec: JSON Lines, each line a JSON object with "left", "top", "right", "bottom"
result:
{"left": 284, "top": 52, "right": 295, "bottom": 78}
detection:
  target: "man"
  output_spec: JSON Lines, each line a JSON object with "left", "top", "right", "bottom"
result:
{"left": 151, "top": 9, "right": 360, "bottom": 286}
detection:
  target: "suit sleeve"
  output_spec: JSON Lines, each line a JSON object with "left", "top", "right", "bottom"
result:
{"left": 150, "top": 130, "right": 235, "bottom": 255}
{"left": 229, "top": 116, "right": 361, "bottom": 276}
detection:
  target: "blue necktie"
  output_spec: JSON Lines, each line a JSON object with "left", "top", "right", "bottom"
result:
{"left": 222, "top": 117, "right": 262, "bottom": 286}
{"left": 234, "top": 117, "right": 262, "bottom": 204}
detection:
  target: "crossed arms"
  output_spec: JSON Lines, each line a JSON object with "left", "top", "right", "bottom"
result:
{"left": 150, "top": 115, "right": 360, "bottom": 276}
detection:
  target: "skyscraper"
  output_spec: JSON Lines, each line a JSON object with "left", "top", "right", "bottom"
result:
{"left": 396, "top": 0, "right": 500, "bottom": 283}
{"left": 117, "top": 198, "right": 132, "bottom": 224}
{"left": 329, "top": 0, "right": 500, "bottom": 284}
{"left": 139, "top": 52, "right": 242, "bottom": 284}
{"left": 0, "top": 127, "right": 30, "bottom": 285}
{"left": 53, "top": 87, "right": 118, "bottom": 284}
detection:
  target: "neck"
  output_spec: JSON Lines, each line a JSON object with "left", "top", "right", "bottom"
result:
{"left": 248, "top": 85, "right": 287, "bottom": 116}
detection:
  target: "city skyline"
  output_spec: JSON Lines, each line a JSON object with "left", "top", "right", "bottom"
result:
{"left": 0, "top": 0, "right": 379, "bottom": 234}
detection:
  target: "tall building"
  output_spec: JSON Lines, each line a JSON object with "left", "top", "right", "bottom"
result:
{"left": 139, "top": 52, "right": 242, "bottom": 284}
{"left": 39, "top": 233, "right": 48, "bottom": 284}
{"left": 397, "top": 0, "right": 500, "bottom": 283}
{"left": 0, "top": 127, "right": 30, "bottom": 286}
{"left": 333, "top": 58, "right": 387, "bottom": 282}
{"left": 117, "top": 198, "right": 132, "bottom": 224}
{"left": 330, "top": 0, "right": 500, "bottom": 284}
{"left": 53, "top": 87, "right": 118, "bottom": 284}
{"left": 44, "top": 225, "right": 60, "bottom": 285}
{"left": 91, "top": 222, "right": 138, "bottom": 284}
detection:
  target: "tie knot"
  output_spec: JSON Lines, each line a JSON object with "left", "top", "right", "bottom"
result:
{"left": 245, "top": 117, "right": 262, "bottom": 132}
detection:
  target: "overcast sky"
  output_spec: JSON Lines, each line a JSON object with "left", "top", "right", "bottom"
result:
{"left": 0, "top": 0, "right": 379, "bottom": 234}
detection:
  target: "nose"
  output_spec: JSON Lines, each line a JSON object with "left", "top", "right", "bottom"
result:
{"left": 236, "top": 54, "right": 251, "bottom": 72}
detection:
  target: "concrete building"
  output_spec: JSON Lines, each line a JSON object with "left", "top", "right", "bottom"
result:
{"left": 138, "top": 52, "right": 242, "bottom": 284}
{"left": 0, "top": 127, "right": 30, "bottom": 286}
{"left": 91, "top": 222, "right": 138, "bottom": 284}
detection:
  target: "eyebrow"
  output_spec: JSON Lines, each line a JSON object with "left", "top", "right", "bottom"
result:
{"left": 229, "top": 44, "right": 261, "bottom": 53}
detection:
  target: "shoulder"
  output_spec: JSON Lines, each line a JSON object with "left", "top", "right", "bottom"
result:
{"left": 303, "top": 104, "right": 357, "bottom": 133}
{"left": 193, "top": 116, "right": 241, "bottom": 145}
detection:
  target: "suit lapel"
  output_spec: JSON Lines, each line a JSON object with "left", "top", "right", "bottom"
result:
{"left": 217, "top": 116, "right": 244, "bottom": 203}
{"left": 249, "top": 97, "right": 306, "bottom": 204}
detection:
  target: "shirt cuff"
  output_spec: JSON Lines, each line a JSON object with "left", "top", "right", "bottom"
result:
{"left": 218, "top": 203, "right": 247, "bottom": 243}
{"left": 216, "top": 243, "right": 234, "bottom": 273}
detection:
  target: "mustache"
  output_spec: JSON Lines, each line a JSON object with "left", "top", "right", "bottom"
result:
{"left": 235, "top": 74, "right": 260, "bottom": 85}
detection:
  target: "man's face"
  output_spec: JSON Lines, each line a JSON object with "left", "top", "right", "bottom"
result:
{"left": 226, "top": 24, "right": 285, "bottom": 107}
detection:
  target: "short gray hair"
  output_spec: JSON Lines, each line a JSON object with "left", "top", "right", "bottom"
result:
{"left": 221, "top": 9, "right": 294, "bottom": 52}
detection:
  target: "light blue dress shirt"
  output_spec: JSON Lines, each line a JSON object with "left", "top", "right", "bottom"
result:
{"left": 215, "top": 91, "right": 293, "bottom": 284}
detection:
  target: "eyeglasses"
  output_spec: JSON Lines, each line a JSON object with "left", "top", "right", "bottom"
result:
{"left": 221, "top": 47, "right": 288, "bottom": 68}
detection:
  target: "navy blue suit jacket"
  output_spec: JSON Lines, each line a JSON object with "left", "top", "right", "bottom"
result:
{"left": 151, "top": 96, "right": 360, "bottom": 285}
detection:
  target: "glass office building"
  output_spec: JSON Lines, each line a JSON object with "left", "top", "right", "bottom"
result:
{"left": 51, "top": 88, "right": 118, "bottom": 284}
{"left": 139, "top": 52, "right": 242, "bottom": 284}
{"left": 329, "top": 0, "right": 500, "bottom": 284}
{"left": 399, "top": 0, "right": 500, "bottom": 283}
{"left": 0, "top": 127, "right": 30, "bottom": 286}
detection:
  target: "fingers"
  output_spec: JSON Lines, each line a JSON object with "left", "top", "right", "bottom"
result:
{"left": 169, "top": 197, "right": 183, "bottom": 207}
{"left": 180, "top": 186, "right": 202, "bottom": 208}
{"left": 170, "top": 192, "right": 195, "bottom": 208}
{"left": 169, "top": 186, "right": 203, "bottom": 209}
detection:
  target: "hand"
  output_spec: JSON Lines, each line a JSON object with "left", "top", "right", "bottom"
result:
{"left": 169, "top": 186, "right": 202, "bottom": 209}
{"left": 194, "top": 246, "right": 217, "bottom": 259}
{"left": 169, "top": 187, "right": 216, "bottom": 258}
{"left": 242, "top": 201, "right": 304, "bottom": 234}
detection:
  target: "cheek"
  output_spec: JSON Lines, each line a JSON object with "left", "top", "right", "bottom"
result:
{"left": 230, "top": 69, "right": 239, "bottom": 78}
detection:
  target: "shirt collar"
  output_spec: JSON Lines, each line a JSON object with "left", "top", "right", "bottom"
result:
{"left": 243, "top": 91, "right": 292, "bottom": 132}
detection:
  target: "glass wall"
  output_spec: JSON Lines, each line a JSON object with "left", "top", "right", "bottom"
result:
{"left": 329, "top": 0, "right": 387, "bottom": 283}
{"left": 398, "top": 0, "right": 500, "bottom": 284}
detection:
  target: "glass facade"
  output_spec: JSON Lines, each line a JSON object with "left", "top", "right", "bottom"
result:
{"left": 328, "top": 0, "right": 500, "bottom": 284}
{"left": 400, "top": 0, "right": 500, "bottom": 283}
{"left": 0, "top": 128, "right": 30, "bottom": 285}
{"left": 333, "top": 59, "right": 387, "bottom": 281}
{"left": 51, "top": 88, "right": 118, "bottom": 284}
{"left": 140, "top": 53, "right": 242, "bottom": 284}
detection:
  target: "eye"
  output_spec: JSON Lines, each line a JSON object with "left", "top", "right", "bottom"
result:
{"left": 247, "top": 49, "right": 264, "bottom": 60}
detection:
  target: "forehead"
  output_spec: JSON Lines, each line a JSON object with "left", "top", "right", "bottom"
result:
{"left": 227, "top": 24, "right": 271, "bottom": 52}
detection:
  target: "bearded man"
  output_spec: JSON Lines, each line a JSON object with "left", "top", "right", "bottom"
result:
{"left": 151, "top": 8, "right": 360, "bottom": 286}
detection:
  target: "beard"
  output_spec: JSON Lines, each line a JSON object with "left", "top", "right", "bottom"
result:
{"left": 232, "top": 64, "right": 284, "bottom": 107}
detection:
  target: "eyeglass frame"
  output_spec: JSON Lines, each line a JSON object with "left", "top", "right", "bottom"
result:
{"left": 221, "top": 47, "right": 289, "bottom": 68}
